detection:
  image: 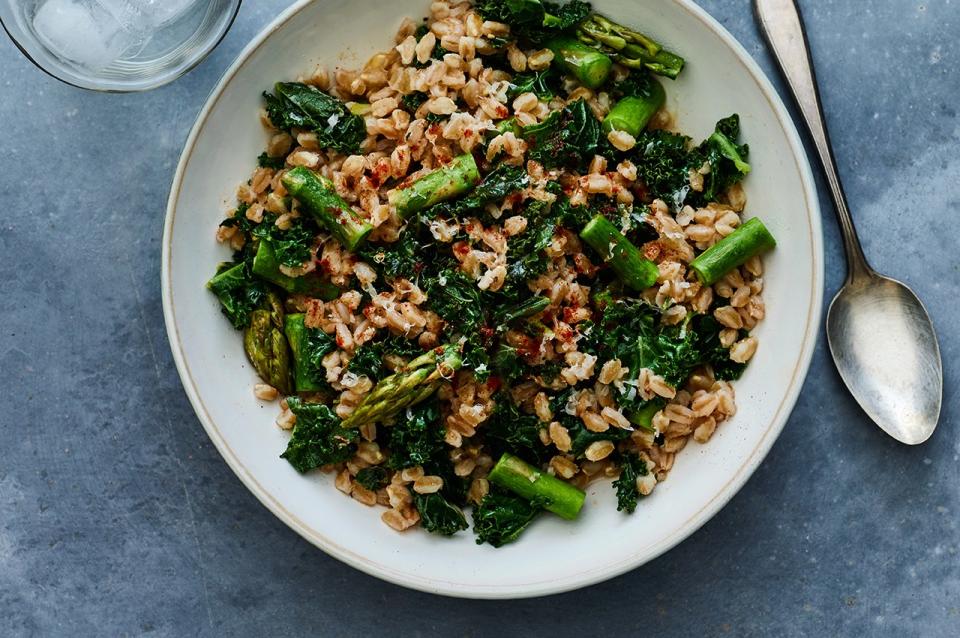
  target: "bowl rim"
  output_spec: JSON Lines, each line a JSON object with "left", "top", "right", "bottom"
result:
{"left": 162, "top": 0, "right": 824, "bottom": 599}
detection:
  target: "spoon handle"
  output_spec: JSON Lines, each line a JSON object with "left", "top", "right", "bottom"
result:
{"left": 754, "top": 0, "right": 872, "bottom": 282}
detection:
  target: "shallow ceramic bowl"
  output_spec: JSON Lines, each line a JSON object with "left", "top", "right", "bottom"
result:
{"left": 163, "top": 0, "right": 824, "bottom": 598}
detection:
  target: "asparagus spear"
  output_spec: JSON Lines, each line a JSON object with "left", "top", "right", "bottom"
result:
{"left": 281, "top": 167, "right": 374, "bottom": 252}
{"left": 252, "top": 240, "right": 340, "bottom": 299}
{"left": 389, "top": 153, "right": 481, "bottom": 218}
{"left": 283, "top": 313, "right": 325, "bottom": 393}
{"left": 602, "top": 77, "right": 666, "bottom": 137}
{"left": 580, "top": 215, "right": 659, "bottom": 291}
{"left": 488, "top": 453, "right": 586, "bottom": 520}
{"left": 243, "top": 292, "right": 292, "bottom": 394}
{"left": 576, "top": 14, "right": 685, "bottom": 79}
{"left": 690, "top": 217, "right": 776, "bottom": 285}
{"left": 340, "top": 345, "right": 463, "bottom": 428}
{"left": 545, "top": 35, "right": 613, "bottom": 89}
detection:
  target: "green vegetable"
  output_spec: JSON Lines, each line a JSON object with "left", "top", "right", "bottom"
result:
{"left": 341, "top": 345, "right": 463, "bottom": 428}
{"left": 251, "top": 240, "right": 340, "bottom": 298}
{"left": 401, "top": 91, "right": 428, "bottom": 114}
{"left": 475, "top": 0, "right": 590, "bottom": 45}
{"left": 348, "top": 334, "right": 424, "bottom": 382}
{"left": 354, "top": 466, "right": 390, "bottom": 491}
{"left": 613, "top": 453, "right": 650, "bottom": 514}
{"left": 580, "top": 215, "right": 659, "bottom": 291}
{"left": 576, "top": 14, "right": 685, "bottom": 79}
{"left": 263, "top": 82, "right": 366, "bottom": 154}
{"left": 488, "top": 453, "right": 586, "bottom": 520}
{"left": 522, "top": 99, "right": 601, "bottom": 170}
{"left": 249, "top": 216, "right": 315, "bottom": 268}
{"left": 628, "top": 399, "right": 664, "bottom": 431}
{"left": 507, "top": 67, "right": 562, "bottom": 100}
{"left": 243, "top": 293, "right": 292, "bottom": 395}
{"left": 414, "top": 493, "right": 469, "bottom": 536}
{"left": 206, "top": 262, "right": 268, "bottom": 330}
{"left": 472, "top": 488, "right": 542, "bottom": 547}
{"left": 390, "top": 154, "right": 481, "bottom": 218}
{"left": 257, "top": 152, "right": 285, "bottom": 169}
{"left": 281, "top": 398, "right": 359, "bottom": 472}
{"left": 602, "top": 73, "right": 665, "bottom": 136}
{"left": 426, "top": 164, "right": 529, "bottom": 221}
{"left": 281, "top": 167, "right": 374, "bottom": 252}
{"left": 485, "top": 399, "right": 550, "bottom": 465}
{"left": 690, "top": 218, "right": 776, "bottom": 285}
{"left": 386, "top": 400, "right": 446, "bottom": 470}
{"left": 630, "top": 114, "right": 751, "bottom": 209}
{"left": 545, "top": 35, "right": 612, "bottom": 89}
{"left": 494, "top": 295, "right": 550, "bottom": 325}
{"left": 283, "top": 314, "right": 330, "bottom": 392}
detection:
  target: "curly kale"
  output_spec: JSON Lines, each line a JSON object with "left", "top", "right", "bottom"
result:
{"left": 692, "top": 314, "right": 748, "bottom": 381}
{"left": 348, "top": 334, "right": 425, "bottom": 381}
{"left": 207, "top": 260, "right": 269, "bottom": 330}
{"left": 475, "top": 0, "right": 590, "bottom": 44}
{"left": 298, "top": 325, "right": 337, "bottom": 388}
{"left": 522, "top": 99, "right": 601, "bottom": 170}
{"left": 426, "top": 164, "right": 530, "bottom": 221}
{"left": 508, "top": 66, "right": 563, "bottom": 100}
{"left": 631, "top": 114, "right": 751, "bottom": 209}
{"left": 485, "top": 398, "right": 550, "bottom": 465}
{"left": 250, "top": 216, "right": 316, "bottom": 268}
{"left": 386, "top": 400, "right": 446, "bottom": 470}
{"left": 281, "top": 398, "right": 359, "bottom": 472}
{"left": 354, "top": 466, "right": 390, "bottom": 491}
{"left": 613, "top": 453, "right": 649, "bottom": 514}
{"left": 697, "top": 114, "right": 751, "bottom": 202}
{"left": 257, "top": 152, "right": 286, "bottom": 169}
{"left": 414, "top": 493, "right": 469, "bottom": 536}
{"left": 472, "top": 488, "right": 542, "bottom": 547}
{"left": 263, "top": 82, "right": 366, "bottom": 154}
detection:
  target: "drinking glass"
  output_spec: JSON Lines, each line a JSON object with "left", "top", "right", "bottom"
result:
{"left": 0, "top": 0, "right": 242, "bottom": 91}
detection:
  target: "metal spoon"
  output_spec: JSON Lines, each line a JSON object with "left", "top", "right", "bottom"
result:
{"left": 754, "top": 0, "right": 943, "bottom": 444}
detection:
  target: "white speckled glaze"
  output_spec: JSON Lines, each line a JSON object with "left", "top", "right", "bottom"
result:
{"left": 162, "top": 0, "right": 823, "bottom": 599}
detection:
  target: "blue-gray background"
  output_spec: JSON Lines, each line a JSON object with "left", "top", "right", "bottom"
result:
{"left": 2, "top": 1, "right": 957, "bottom": 636}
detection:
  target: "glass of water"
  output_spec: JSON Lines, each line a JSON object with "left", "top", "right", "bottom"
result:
{"left": 0, "top": 0, "right": 241, "bottom": 91}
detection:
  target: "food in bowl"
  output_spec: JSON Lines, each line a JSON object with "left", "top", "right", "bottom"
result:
{"left": 206, "top": 0, "right": 776, "bottom": 546}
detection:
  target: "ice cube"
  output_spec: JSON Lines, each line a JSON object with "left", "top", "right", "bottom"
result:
{"left": 32, "top": 0, "right": 135, "bottom": 70}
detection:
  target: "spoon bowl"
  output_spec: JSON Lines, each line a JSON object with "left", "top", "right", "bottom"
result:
{"left": 827, "top": 273, "right": 943, "bottom": 444}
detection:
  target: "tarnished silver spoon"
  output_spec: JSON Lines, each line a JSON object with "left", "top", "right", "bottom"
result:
{"left": 755, "top": 0, "right": 943, "bottom": 444}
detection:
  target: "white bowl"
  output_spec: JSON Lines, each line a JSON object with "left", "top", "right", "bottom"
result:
{"left": 163, "top": 0, "right": 824, "bottom": 599}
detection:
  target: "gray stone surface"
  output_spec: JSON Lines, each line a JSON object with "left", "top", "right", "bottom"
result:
{"left": 1, "top": 0, "right": 957, "bottom": 635}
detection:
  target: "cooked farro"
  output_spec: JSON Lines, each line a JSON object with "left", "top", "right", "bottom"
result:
{"left": 207, "top": 0, "right": 776, "bottom": 547}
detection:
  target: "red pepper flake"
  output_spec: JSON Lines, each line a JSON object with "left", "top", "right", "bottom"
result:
{"left": 486, "top": 376, "right": 502, "bottom": 393}
{"left": 479, "top": 326, "right": 495, "bottom": 341}
{"left": 452, "top": 241, "right": 471, "bottom": 258}
{"left": 319, "top": 258, "right": 332, "bottom": 273}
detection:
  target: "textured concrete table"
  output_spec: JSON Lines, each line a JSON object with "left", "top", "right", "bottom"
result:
{"left": 1, "top": 1, "right": 957, "bottom": 636}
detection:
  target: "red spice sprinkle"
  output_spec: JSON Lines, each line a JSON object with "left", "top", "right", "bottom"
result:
{"left": 486, "top": 376, "right": 502, "bottom": 393}
{"left": 479, "top": 326, "right": 495, "bottom": 341}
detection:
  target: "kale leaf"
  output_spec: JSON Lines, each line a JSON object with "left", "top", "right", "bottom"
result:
{"left": 280, "top": 398, "right": 359, "bottom": 472}
{"left": 250, "top": 216, "right": 316, "bottom": 268}
{"left": 697, "top": 114, "right": 751, "bottom": 202}
{"left": 414, "top": 493, "right": 469, "bottom": 536}
{"left": 426, "top": 164, "right": 530, "bottom": 221}
{"left": 476, "top": 0, "right": 590, "bottom": 44}
{"left": 472, "top": 488, "right": 541, "bottom": 547}
{"left": 354, "top": 466, "right": 391, "bottom": 491}
{"left": 613, "top": 453, "right": 649, "bottom": 514}
{"left": 508, "top": 67, "right": 562, "bottom": 100}
{"left": 386, "top": 400, "right": 446, "bottom": 470}
{"left": 263, "top": 82, "right": 366, "bottom": 154}
{"left": 692, "top": 315, "right": 748, "bottom": 381}
{"left": 523, "top": 99, "right": 601, "bottom": 170}
{"left": 359, "top": 231, "right": 429, "bottom": 282}
{"left": 401, "top": 91, "right": 428, "bottom": 114}
{"left": 424, "top": 268, "right": 488, "bottom": 335}
{"left": 207, "top": 261, "right": 268, "bottom": 330}
{"left": 348, "top": 334, "right": 425, "bottom": 381}
{"left": 300, "top": 325, "right": 337, "bottom": 387}
{"left": 631, "top": 114, "right": 751, "bottom": 209}
{"left": 484, "top": 397, "right": 549, "bottom": 465}
{"left": 257, "top": 152, "right": 286, "bottom": 169}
